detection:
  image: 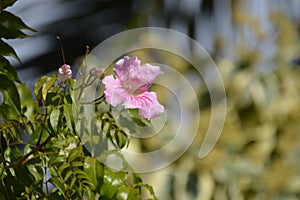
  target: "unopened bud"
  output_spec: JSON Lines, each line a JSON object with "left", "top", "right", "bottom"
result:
{"left": 58, "top": 64, "right": 72, "bottom": 80}
{"left": 89, "top": 67, "right": 105, "bottom": 79}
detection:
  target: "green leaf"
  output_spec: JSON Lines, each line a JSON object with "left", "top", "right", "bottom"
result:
{"left": 14, "top": 165, "right": 35, "bottom": 186}
{"left": 127, "top": 187, "right": 140, "bottom": 200}
{"left": 68, "top": 147, "right": 82, "bottom": 163}
{"left": 129, "top": 109, "right": 152, "bottom": 127}
{"left": 0, "top": 39, "right": 21, "bottom": 62}
{"left": 139, "top": 184, "right": 158, "bottom": 200}
{"left": 50, "top": 177, "right": 66, "bottom": 198}
{"left": 2, "top": 170, "right": 24, "bottom": 198}
{"left": 49, "top": 190, "right": 62, "bottom": 199}
{"left": 30, "top": 126, "right": 49, "bottom": 144}
{"left": 0, "top": 186, "right": 5, "bottom": 200}
{"left": 0, "top": 26, "right": 33, "bottom": 39}
{"left": 63, "top": 103, "right": 75, "bottom": 133}
{"left": 70, "top": 175, "right": 77, "bottom": 189}
{"left": 1, "top": 82, "right": 21, "bottom": 111}
{"left": 42, "top": 76, "right": 58, "bottom": 100}
{"left": 0, "top": 11, "right": 36, "bottom": 31}
{"left": 84, "top": 157, "right": 104, "bottom": 191}
{"left": 57, "top": 162, "right": 70, "bottom": 173}
{"left": 116, "top": 186, "right": 130, "bottom": 200}
{"left": 49, "top": 155, "right": 66, "bottom": 166}
{"left": 0, "top": 74, "right": 21, "bottom": 119}
{"left": 10, "top": 145, "right": 23, "bottom": 161}
{"left": 0, "top": 0, "right": 17, "bottom": 9}
{"left": 64, "top": 170, "right": 73, "bottom": 182}
{"left": 99, "top": 150, "right": 136, "bottom": 173}
{"left": 34, "top": 76, "right": 48, "bottom": 99}
{"left": 50, "top": 108, "right": 60, "bottom": 131}
{"left": 0, "top": 56, "right": 20, "bottom": 82}
{"left": 84, "top": 186, "right": 95, "bottom": 200}
{"left": 34, "top": 75, "right": 57, "bottom": 101}
{"left": 115, "top": 130, "right": 128, "bottom": 149}
{"left": 101, "top": 168, "right": 126, "bottom": 199}
{"left": 27, "top": 165, "right": 44, "bottom": 181}
{"left": 0, "top": 102, "right": 19, "bottom": 120}
{"left": 71, "top": 161, "right": 84, "bottom": 167}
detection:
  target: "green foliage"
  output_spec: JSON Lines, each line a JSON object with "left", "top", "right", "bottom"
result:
{"left": 129, "top": 109, "right": 151, "bottom": 127}
{"left": 0, "top": 10, "right": 36, "bottom": 39}
{"left": 0, "top": 39, "right": 21, "bottom": 62}
{"left": 0, "top": 1, "right": 157, "bottom": 199}
{"left": 0, "top": 0, "right": 16, "bottom": 10}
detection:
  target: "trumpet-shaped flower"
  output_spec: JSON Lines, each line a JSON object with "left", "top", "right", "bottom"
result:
{"left": 102, "top": 56, "right": 164, "bottom": 120}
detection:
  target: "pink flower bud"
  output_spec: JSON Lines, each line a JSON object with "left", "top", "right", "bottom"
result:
{"left": 58, "top": 64, "right": 72, "bottom": 80}
{"left": 89, "top": 67, "right": 105, "bottom": 79}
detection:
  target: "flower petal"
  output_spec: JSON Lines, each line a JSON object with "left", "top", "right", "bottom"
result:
{"left": 102, "top": 75, "right": 127, "bottom": 106}
{"left": 114, "top": 56, "right": 163, "bottom": 94}
{"left": 139, "top": 63, "right": 163, "bottom": 85}
{"left": 123, "top": 91, "right": 164, "bottom": 119}
{"left": 58, "top": 64, "right": 72, "bottom": 80}
{"left": 114, "top": 56, "right": 141, "bottom": 81}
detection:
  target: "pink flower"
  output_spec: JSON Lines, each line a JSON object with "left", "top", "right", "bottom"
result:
{"left": 102, "top": 56, "right": 164, "bottom": 120}
{"left": 58, "top": 64, "right": 72, "bottom": 80}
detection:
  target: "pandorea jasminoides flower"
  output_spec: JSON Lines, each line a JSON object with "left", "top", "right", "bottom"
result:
{"left": 58, "top": 64, "right": 72, "bottom": 80}
{"left": 102, "top": 56, "right": 164, "bottom": 120}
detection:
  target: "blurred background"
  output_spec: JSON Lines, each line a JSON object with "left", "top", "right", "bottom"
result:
{"left": 7, "top": 0, "right": 300, "bottom": 199}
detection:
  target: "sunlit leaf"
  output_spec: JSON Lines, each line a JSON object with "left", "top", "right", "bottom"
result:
{"left": 71, "top": 161, "right": 84, "bottom": 167}
{"left": 116, "top": 186, "right": 130, "bottom": 200}
{"left": 127, "top": 187, "right": 140, "bottom": 200}
{"left": 34, "top": 75, "right": 58, "bottom": 101}
{"left": 101, "top": 168, "right": 126, "bottom": 199}
{"left": 84, "top": 186, "right": 95, "bottom": 200}
{"left": 34, "top": 76, "right": 48, "bottom": 99}
{"left": 27, "top": 165, "right": 44, "bottom": 181}
{"left": 49, "top": 155, "right": 66, "bottom": 166}
{"left": 64, "top": 170, "right": 73, "bottom": 182}
{"left": 84, "top": 157, "right": 104, "bottom": 191}
{"left": 68, "top": 147, "right": 82, "bottom": 163}
{"left": 57, "top": 162, "right": 70, "bottom": 173}
{"left": 50, "top": 108, "right": 60, "bottom": 131}
{"left": 42, "top": 76, "right": 57, "bottom": 100}
{"left": 70, "top": 175, "right": 77, "bottom": 189}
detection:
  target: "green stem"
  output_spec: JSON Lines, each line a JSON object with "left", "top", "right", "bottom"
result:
{"left": 1, "top": 180, "right": 11, "bottom": 200}
{"left": 5, "top": 135, "right": 52, "bottom": 169}
{"left": 80, "top": 94, "right": 105, "bottom": 105}
{"left": 43, "top": 144, "right": 49, "bottom": 198}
